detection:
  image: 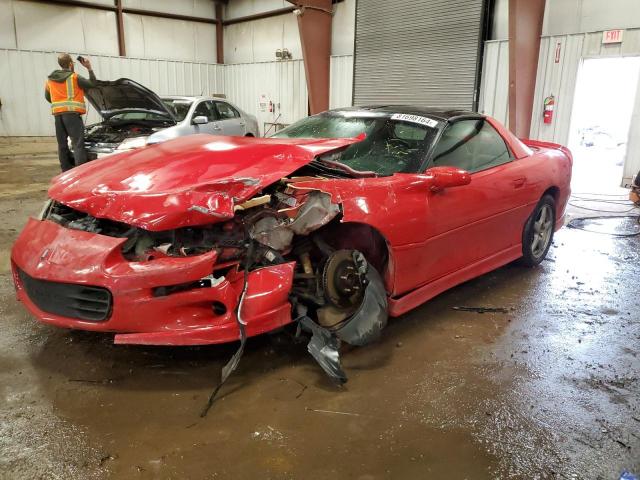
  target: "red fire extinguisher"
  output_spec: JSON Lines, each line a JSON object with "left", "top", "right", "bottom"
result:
{"left": 543, "top": 95, "right": 555, "bottom": 124}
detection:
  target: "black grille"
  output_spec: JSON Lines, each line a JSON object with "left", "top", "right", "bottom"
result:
{"left": 18, "top": 269, "right": 112, "bottom": 322}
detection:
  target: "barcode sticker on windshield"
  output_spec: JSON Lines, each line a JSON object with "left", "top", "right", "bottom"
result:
{"left": 391, "top": 113, "right": 439, "bottom": 128}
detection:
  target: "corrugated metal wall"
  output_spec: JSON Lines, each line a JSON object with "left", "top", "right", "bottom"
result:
{"left": 223, "top": 59, "right": 308, "bottom": 136}
{"left": 478, "top": 29, "right": 640, "bottom": 185}
{"left": 352, "top": 0, "right": 484, "bottom": 108}
{"left": 1, "top": 50, "right": 352, "bottom": 138}
{"left": 0, "top": 49, "right": 225, "bottom": 136}
{"left": 330, "top": 55, "right": 353, "bottom": 109}
{"left": 478, "top": 40, "right": 508, "bottom": 125}
{"left": 2, "top": 0, "right": 218, "bottom": 62}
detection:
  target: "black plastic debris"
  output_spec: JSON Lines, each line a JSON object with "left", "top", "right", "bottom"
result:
{"left": 300, "top": 316, "right": 347, "bottom": 385}
{"left": 452, "top": 306, "right": 510, "bottom": 314}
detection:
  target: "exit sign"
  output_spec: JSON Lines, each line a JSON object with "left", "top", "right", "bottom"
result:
{"left": 602, "top": 29, "right": 624, "bottom": 44}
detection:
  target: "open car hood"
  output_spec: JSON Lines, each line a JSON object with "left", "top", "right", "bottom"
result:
{"left": 48, "top": 134, "right": 362, "bottom": 231}
{"left": 85, "top": 78, "right": 174, "bottom": 120}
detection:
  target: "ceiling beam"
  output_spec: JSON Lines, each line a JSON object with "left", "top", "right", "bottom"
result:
{"left": 222, "top": 7, "right": 296, "bottom": 26}
{"left": 24, "top": 0, "right": 218, "bottom": 24}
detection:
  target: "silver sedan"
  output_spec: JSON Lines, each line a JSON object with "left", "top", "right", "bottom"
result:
{"left": 156, "top": 96, "right": 260, "bottom": 141}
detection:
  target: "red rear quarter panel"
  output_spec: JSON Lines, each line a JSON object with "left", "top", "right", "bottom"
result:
{"left": 520, "top": 138, "right": 573, "bottom": 225}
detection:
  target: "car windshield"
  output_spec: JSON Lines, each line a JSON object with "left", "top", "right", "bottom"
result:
{"left": 161, "top": 99, "right": 194, "bottom": 122}
{"left": 272, "top": 113, "right": 440, "bottom": 175}
{"left": 108, "top": 111, "right": 173, "bottom": 123}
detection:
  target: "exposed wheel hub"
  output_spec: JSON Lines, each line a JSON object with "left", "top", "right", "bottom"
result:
{"left": 323, "top": 250, "right": 368, "bottom": 309}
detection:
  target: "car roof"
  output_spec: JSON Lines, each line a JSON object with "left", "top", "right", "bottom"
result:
{"left": 161, "top": 95, "right": 230, "bottom": 102}
{"left": 327, "top": 105, "right": 483, "bottom": 122}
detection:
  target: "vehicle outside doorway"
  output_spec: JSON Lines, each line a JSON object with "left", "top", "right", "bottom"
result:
{"left": 568, "top": 56, "right": 640, "bottom": 193}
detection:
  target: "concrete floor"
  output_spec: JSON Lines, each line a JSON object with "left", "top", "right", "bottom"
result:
{"left": 0, "top": 142, "right": 639, "bottom": 479}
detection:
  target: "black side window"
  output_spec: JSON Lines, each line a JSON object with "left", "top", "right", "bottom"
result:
{"left": 215, "top": 102, "right": 240, "bottom": 120}
{"left": 432, "top": 119, "right": 512, "bottom": 172}
{"left": 192, "top": 101, "right": 217, "bottom": 122}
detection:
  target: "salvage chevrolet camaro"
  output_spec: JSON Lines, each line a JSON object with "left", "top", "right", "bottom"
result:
{"left": 12, "top": 106, "right": 572, "bottom": 381}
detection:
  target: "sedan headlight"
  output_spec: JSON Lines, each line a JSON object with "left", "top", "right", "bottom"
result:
{"left": 116, "top": 136, "right": 149, "bottom": 151}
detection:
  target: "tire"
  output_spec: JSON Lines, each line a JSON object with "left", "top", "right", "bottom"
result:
{"left": 520, "top": 194, "right": 556, "bottom": 267}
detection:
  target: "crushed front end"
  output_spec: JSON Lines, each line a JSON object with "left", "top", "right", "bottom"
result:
{"left": 12, "top": 181, "right": 384, "bottom": 355}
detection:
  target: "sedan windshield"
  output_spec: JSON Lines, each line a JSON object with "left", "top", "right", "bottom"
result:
{"left": 161, "top": 99, "right": 193, "bottom": 122}
{"left": 273, "top": 114, "right": 440, "bottom": 175}
{"left": 107, "top": 111, "right": 174, "bottom": 124}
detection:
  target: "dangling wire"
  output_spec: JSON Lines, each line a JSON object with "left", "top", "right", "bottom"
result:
{"left": 200, "top": 236, "right": 254, "bottom": 417}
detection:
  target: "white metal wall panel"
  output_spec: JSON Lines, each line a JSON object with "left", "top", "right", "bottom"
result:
{"left": 0, "top": 49, "right": 56, "bottom": 137}
{"left": 223, "top": 14, "right": 301, "bottom": 64}
{"left": 122, "top": 0, "right": 216, "bottom": 17}
{"left": 0, "top": 49, "right": 224, "bottom": 136}
{"left": 0, "top": 0, "right": 18, "bottom": 49}
{"left": 530, "top": 30, "right": 640, "bottom": 146}
{"left": 542, "top": 0, "right": 640, "bottom": 37}
{"left": 353, "top": 0, "right": 484, "bottom": 108}
{"left": 478, "top": 29, "right": 640, "bottom": 185}
{"left": 223, "top": 60, "right": 308, "bottom": 136}
{"left": 223, "top": 0, "right": 289, "bottom": 20}
{"left": 123, "top": 14, "right": 217, "bottom": 63}
{"left": 330, "top": 55, "right": 354, "bottom": 109}
{"left": 530, "top": 35, "right": 584, "bottom": 144}
{"left": 5, "top": 50, "right": 354, "bottom": 137}
{"left": 331, "top": 0, "right": 356, "bottom": 56}
{"left": 478, "top": 40, "right": 508, "bottom": 124}
{"left": 10, "top": 1, "right": 119, "bottom": 56}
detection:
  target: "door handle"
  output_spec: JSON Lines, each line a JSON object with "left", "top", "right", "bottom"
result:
{"left": 239, "top": 121, "right": 245, "bottom": 126}
{"left": 512, "top": 177, "right": 526, "bottom": 188}
{"left": 212, "top": 124, "right": 222, "bottom": 131}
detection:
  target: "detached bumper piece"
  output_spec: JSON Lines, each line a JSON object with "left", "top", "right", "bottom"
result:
{"left": 17, "top": 268, "right": 112, "bottom": 322}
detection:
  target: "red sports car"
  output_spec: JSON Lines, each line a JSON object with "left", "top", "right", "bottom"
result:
{"left": 11, "top": 107, "right": 572, "bottom": 381}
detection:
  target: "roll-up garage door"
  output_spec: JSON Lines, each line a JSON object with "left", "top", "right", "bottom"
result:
{"left": 353, "top": 0, "right": 486, "bottom": 109}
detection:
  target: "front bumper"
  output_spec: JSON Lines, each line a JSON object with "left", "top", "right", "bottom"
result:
{"left": 11, "top": 218, "right": 295, "bottom": 345}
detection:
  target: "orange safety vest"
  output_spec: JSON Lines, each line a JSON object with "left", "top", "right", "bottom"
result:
{"left": 46, "top": 73, "right": 86, "bottom": 115}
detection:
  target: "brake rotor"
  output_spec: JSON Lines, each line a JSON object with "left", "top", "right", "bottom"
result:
{"left": 322, "top": 249, "right": 367, "bottom": 310}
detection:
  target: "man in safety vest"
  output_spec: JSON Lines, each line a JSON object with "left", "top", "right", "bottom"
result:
{"left": 45, "top": 53, "right": 97, "bottom": 171}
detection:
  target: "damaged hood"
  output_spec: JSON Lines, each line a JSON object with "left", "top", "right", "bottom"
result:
{"left": 48, "top": 134, "right": 360, "bottom": 231}
{"left": 85, "top": 78, "right": 174, "bottom": 120}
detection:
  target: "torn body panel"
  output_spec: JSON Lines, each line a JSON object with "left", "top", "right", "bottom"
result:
{"left": 48, "top": 134, "right": 362, "bottom": 231}
{"left": 12, "top": 218, "right": 296, "bottom": 345}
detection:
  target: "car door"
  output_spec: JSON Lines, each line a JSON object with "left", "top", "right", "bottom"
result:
{"left": 213, "top": 101, "right": 246, "bottom": 136}
{"left": 188, "top": 100, "right": 222, "bottom": 135}
{"left": 416, "top": 118, "right": 535, "bottom": 284}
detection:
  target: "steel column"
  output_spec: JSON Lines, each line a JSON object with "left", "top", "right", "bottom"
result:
{"left": 508, "top": 0, "right": 546, "bottom": 137}
{"left": 287, "top": 0, "right": 333, "bottom": 114}
{"left": 115, "top": 0, "right": 126, "bottom": 57}
{"left": 216, "top": 3, "right": 224, "bottom": 64}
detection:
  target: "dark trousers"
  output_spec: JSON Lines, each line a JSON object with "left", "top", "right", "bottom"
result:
{"left": 54, "top": 113, "right": 87, "bottom": 171}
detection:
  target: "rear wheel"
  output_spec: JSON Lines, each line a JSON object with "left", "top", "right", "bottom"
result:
{"left": 520, "top": 194, "right": 555, "bottom": 266}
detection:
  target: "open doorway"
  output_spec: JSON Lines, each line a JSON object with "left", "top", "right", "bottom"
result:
{"left": 568, "top": 56, "right": 640, "bottom": 193}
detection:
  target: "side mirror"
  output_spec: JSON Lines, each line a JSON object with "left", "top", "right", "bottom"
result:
{"left": 192, "top": 115, "right": 208, "bottom": 125}
{"left": 427, "top": 166, "right": 471, "bottom": 191}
